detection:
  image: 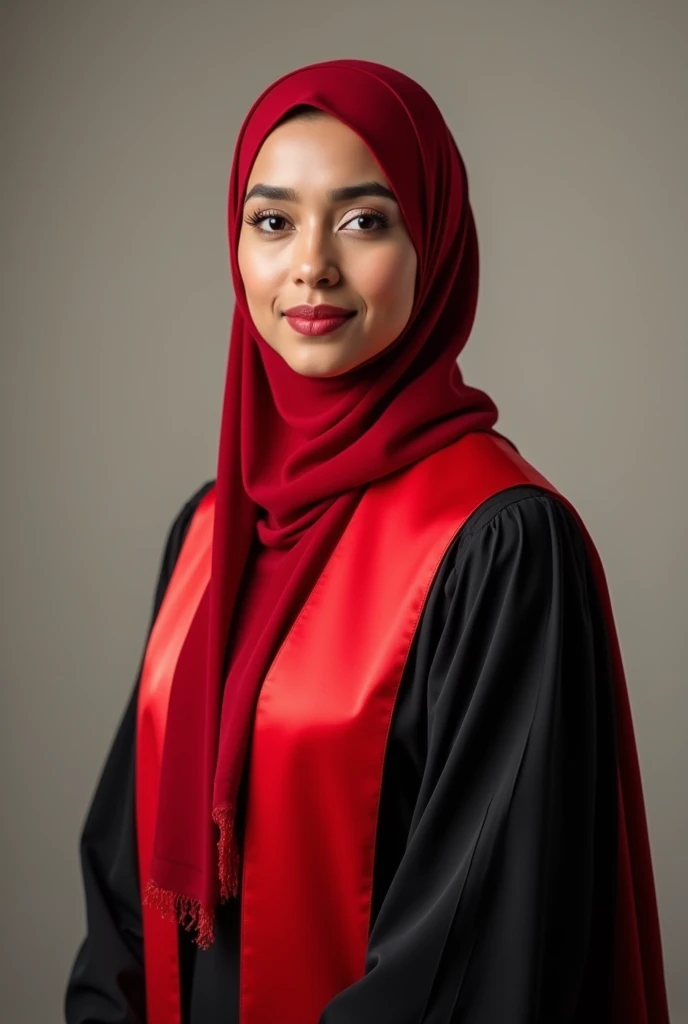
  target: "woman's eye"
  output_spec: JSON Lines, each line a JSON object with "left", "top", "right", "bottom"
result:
{"left": 245, "top": 210, "right": 290, "bottom": 233}
{"left": 341, "top": 211, "right": 389, "bottom": 232}
{"left": 258, "top": 214, "right": 288, "bottom": 233}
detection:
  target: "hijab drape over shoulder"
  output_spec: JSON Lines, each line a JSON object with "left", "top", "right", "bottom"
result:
{"left": 144, "top": 59, "right": 500, "bottom": 948}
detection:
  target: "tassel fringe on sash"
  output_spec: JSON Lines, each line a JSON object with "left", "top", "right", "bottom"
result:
{"left": 142, "top": 803, "right": 241, "bottom": 950}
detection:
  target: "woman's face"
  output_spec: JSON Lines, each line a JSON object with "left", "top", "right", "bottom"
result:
{"left": 237, "top": 113, "right": 418, "bottom": 378}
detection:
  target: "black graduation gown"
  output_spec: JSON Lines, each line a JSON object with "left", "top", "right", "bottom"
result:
{"left": 64, "top": 482, "right": 618, "bottom": 1023}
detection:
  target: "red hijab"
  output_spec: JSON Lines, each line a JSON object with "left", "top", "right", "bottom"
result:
{"left": 145, "top": 59, "right": 501, "bottom": 948}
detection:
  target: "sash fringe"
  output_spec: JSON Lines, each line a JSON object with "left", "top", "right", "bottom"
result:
{"left": 142, "top": 805, "right": 240, "bottom": 950}
{"left": 142, "top": 881, "right": 216, "bottom": 950}
{"left": 213, "top": 803, "right": 241, "bottom": 901}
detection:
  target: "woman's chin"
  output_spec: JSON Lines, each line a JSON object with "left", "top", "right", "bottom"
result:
{"left": 276, "top": 338, "right": 364, "bottom": 378}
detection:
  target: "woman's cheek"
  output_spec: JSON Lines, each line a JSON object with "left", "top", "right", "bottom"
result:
{"left": 362, "top": 250, "right": 416, "bottom": 314}
{"left": 241, "top": 242, "right": 287, "bottom": 299}
{"left": 352, "top": 249, "right": 397, "bottom": 307}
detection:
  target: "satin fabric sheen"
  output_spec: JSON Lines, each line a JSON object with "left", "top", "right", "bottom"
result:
{"left": 146, "top": 59, "right": 501, "bottom": 944}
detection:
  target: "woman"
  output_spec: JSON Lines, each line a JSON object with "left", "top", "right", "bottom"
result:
{"left": 65, "top": 59, "right": 669, "bottom": 1023}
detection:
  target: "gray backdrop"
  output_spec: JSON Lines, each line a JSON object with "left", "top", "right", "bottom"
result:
{"left": 2, "top": 1, "right": 686, "bottom": 1020}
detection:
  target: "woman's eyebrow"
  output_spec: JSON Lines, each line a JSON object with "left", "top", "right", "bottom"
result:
{"left": 330, "top": 182, "right": 397, "bottom": 203}
{"left": 244, "top": 181, "right": 397, "bottom": 204}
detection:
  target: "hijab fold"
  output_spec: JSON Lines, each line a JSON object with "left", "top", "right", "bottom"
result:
{"left": 144, "top": 59, "right": 501, "bottom": 948}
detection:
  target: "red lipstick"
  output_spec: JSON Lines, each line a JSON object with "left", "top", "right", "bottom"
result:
{"left": 283, "top": 304, "right": 356, "bottom": 337}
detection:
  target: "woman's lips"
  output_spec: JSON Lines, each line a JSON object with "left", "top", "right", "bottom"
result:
{"left": 283, "top": 306, "right": 356, "bottom": 337}
{"left": 285, "top": 314, "right": 355, "bottom": 336}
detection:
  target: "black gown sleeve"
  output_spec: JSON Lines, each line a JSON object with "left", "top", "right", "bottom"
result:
{"left": 64, "top": 483, "right": 214, "bottom": 1024}
{"left": 318, "top": 489, "right": 618, "bottom": 1024}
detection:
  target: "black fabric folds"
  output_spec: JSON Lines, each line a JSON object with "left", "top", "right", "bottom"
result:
{"left": 65, "top": 483, "right": 617, "bottom": 1024}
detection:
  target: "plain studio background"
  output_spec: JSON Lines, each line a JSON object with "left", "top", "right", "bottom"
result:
{"left": 1, "top": 1, "right": 686, "bottom": 1020}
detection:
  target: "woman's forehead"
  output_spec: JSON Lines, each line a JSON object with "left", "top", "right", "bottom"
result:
{"left": 245, "top": 116, "right": 390, "bottom": 193}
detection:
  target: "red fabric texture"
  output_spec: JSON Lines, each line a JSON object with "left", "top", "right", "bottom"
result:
{"left": 144, "top": 59, "right": 501, "bottom": 946}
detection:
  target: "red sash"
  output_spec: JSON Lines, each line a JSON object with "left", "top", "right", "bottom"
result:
{"left": 135, "top": 433, "right": 669, "bottom": 1024}
{"left": 135, "top": 489, "right": 215, "bottom": 1024}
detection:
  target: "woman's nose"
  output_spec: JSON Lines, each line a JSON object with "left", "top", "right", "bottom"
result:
{"left": 290, "top": 226, "right": 341, "bottom": 289}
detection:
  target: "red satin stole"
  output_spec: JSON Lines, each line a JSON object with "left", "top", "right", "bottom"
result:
{"left": 135, "top": 489, "right": 215, "bottom": 1024}
{"left": 135, "top": 432, "right": 669, "bottom": 1024}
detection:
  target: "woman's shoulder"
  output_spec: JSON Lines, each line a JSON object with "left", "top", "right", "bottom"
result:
{"left": 173, "top": 480, "right": 216, "bottom": 534}
{"left": 442, "top": 482, "right": 592, "bottom": 599}
{"left": 461, "top": 481, "right": 583, "bottom": 535}
{"left": 154, "top": 480, "right": 216, "bottom": 593}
